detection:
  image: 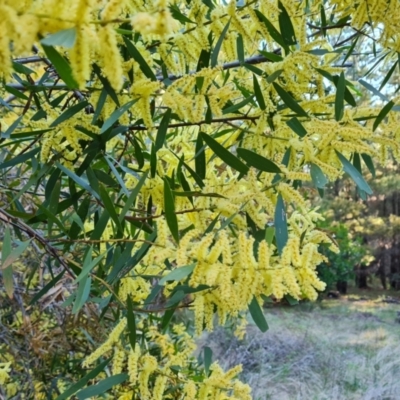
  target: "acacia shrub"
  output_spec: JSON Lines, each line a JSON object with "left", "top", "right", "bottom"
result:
{"left": 0, "top": 0, "right": 400, "bottom": 398}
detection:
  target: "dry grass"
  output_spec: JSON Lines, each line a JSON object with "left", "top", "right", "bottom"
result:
{"left": 200, "top": 294, "right": 400, "bottom": 400}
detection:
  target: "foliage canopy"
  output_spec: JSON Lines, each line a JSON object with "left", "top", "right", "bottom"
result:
{"left": 0, "top": 0, "right": 400, "bottom": 398}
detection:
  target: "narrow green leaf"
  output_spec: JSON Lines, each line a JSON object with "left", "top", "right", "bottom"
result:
{"left": 336, "top": 151, "right": 372, "bottom": 194}
{"left": 278, "top": 1, "right": 296, "bottom": 45}
{"left": 273, "top": 83, "right": 308, "bottom": 117}
{"left": 274, "top": 194, "right": 288, "bottom": 255}
{"left": 310, "top": 163, "right": 328, "bottom": 188}
{"left": 358, "top": 79, "right": 388, "bottom": 102}
{"left": 335, "top": 71, "right": 345, "bottom": 121}
{"left": 42, "top": 45, "right": 78, "bottom": 89}
{"left": 92, "top": 87, "right": 107, "bottom": 124}
{"left": 204, "top": 213, "right": 221, "bottom": 235}
{"left": 165, "top": 290, "right": 186, "bottom": 307}
{"left": 320, "top": 4, "right": 327, "bottom": 29}
{"left": 204, "top": 347, "right": 213, "bottom": 376}
{"left": 4, "top": 85, "right": 29, "bottom": 100}
{"left": 183, "top": 159, "right": 205, "bottom": 188}
{"left": 93, "top": 64, "right": 120, "bottom": 106}
{"left": 236, "top": 34, "right": 244, "bottom": 64}
{"left": 373, "top": 100, "right": 394, "bottom": 131}
{"left": 123, "top": 37, "right": 156, "bottom": 81}
{"left": 126, "top": 297, "right": 137, "bottom": 351}
{"left": 259, "top": 50, "right": 283, "bottom": 62}
{"left": 48, "top": 179, "right": 61, "bottom": 215}
{"left": 41, "top": 28, "right": 77, "bottom": 48}
{"left": 2, "top": 228, "right": 13, "bottom": 298}
{"left": 103, "top": 156, "right": 129, "bottom": 196}
{"left": 56, "top": 358, "right": 111, "bottom": 400}
{"left": 379, "top": 61, "right": 398, "bottom": 91}
{"left": 254, "top": 9, "right": 288, "bottom": 52}
{"left": 106, "top": 237, "right": 152, "bottom": 284}
{"left": 265, "top": 226, "right": 275, "bottom": 245}
{"left": 155, "top": 108, "right": 172, "bottom": 151}
{"left": 1, "top": 239, "right": 32, "bottom": 271}
{"left": 0, "top": 148, "right": 40, "bottom": 170}
{"left": 74, "top": 252, "right": 107, "bottom": 284}
{"left": 201, "top": 133, "right": 249, "bottom": 175}
{"left": 2, "top": 115, "right": 23, "bottom": 139}
{"left": 90, "top": 209, "right": 110, "bottom": 241}
{"left": 169, "top": 4, "right": 195, "bottom": 24}
{"left": 159, "top": 263, "right": 196, "bottom": 286}
{"left": 342, "top": 34, "right": 359, "bottom": 65}
{"left": 286, "top": 117, "right": 307, "bottom": 137}
{"left": 30, "top": 271, "right": 66, "bottom": 305}
{"left": 93, "top": 169, "right": 118, "bottom": 187}
{"left": 164, "top": 178, "right": 179, "bottom": 243}
{"left": 50, "top": 101, "right": 89, "bottom": 127}
{"left": 211, "top": 19, "right": 231, "bottom": 68}
{"left": 195, "top": 133, "right": 206, "bottom": 180}
{"left": 266, "top": 69, "right": 283, "bottom": 83}
{"left": 100, "top": 99, "right": 137, "bottom": 134}
{"left": 249, "top": 296, "right": 269, "bottom": 332}
{"left": 56, "top": 162, "right": 99, "bottom": 200}
{"left": 99, "top": 185, "right": 123, "bottom": 233}
{"left": 132, "top": 137, "right": 144, "bottom": 169}
{"left": 120, "top": 171, "right": 149, "bottom": 222}
{"left": 76, "top": 374, "right": 128, "bottom": 399}
{"left": 196, "top": 49, "right": 211, "bottom": 71}
{"left": 285, "top": 294, "right": 299, "bottom": 306}
{"left": 243, "top": 62, "right": 265, "bottom": 76}
{"left": 161, "top": 308, "right": 175, "bottom": 332}
{"left": 72, "top": 275, "right": 91, "bottom": 314}
{"left": 361, "top": 153, "right": 376, "bottom": 178}
{"left": 150, "top": 144, "right": 157, "bottom": 178}
{"left": 145, "top": 284, "right": 163, "bottom": 306}
{"left": 237, "top": 148, "right": 281, "bottom": 173}
{"left": 253, "top": 75, "right": 266, "bottom": 110}
{"left": 173, "top": 191, "right": 225, "bottom": 198}
{"left": 222, "top": 95, "right": 254, "bottom": 114}
{"left": 353, "top": 152, "right": 362, "bottom": 173}
{"left": 12, "top": 61, "right": 35, "bottom": 75}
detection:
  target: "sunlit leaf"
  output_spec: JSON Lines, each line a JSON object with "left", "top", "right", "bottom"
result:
{"left": 159, "top": 263, "right": 196, "bottom": 286}
{"left": 336, "top": 151, "right": 373, "bottom": 194}
{"left": 41, "top": 28, "right": 77, "bottom": 48}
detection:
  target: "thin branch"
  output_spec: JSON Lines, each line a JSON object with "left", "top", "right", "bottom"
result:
{"left": 128, "top": 115, "right": 259, "bottom": 131}
{"left": 13, "top": 55, "right": 49, "bottom": 64}
{"left": 47, "top": 238, "right": 160, "bottom": 245}
{"left": 124, "top": 207, "right": 206, "bottom": 221}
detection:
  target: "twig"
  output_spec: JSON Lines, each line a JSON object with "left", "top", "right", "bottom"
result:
{"left": 128, "top": 115, "right": 259, "bottom": 131}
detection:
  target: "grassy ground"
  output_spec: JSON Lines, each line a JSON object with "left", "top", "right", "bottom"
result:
{"left": 201, "top": 287, "right": 400, "bottom": 400}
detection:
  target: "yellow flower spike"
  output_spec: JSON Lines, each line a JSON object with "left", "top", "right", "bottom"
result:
{"left": 184, "top": 381, "right": 198, "bottom": 400}
{"left": 152, "top": 375, "right": 167, "bottom": 400}
{"left": 193, "top": 294, "right": 205, "bottom": 335}
{"left": 97, "top": 25, "right": 124, "bottom": 91}
{"left": 128, "top": 346, "right": 141, "bottom": 385}
{"left": 83, "top": 318, "right": 127, "bottom": 367}
{"left": 138, "top": 354, "right": 158, "bottom": 399}
{"left": 112, "top": 345, "right": 126, "bottom": 375}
